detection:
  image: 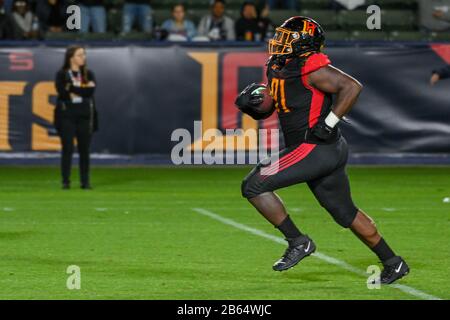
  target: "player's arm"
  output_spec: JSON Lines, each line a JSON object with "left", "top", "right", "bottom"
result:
{"left": 309, "top": 65, "right": 362, "bottom": 118}
{"left": 307, "top": 65, "right": 363, "bottom": 140}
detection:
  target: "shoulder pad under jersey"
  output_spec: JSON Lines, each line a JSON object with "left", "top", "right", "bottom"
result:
{"left": 301, "top": 53, "right": 331, "bottom": 75}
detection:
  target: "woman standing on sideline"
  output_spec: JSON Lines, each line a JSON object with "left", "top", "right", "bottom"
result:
{"left": 54, "top": 45, "right": 98, "bottom": 190}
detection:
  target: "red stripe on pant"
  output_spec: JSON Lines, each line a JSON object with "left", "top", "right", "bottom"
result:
{"left": 261, "top": 143, "right": 316, "bottom": 178}
{"left": 263, "top": 144, "right": 305, "bottom": 174}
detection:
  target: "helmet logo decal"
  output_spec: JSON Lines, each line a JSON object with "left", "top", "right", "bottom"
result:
{"left": 302, "top": 21, "right": 316, "bottom": 36}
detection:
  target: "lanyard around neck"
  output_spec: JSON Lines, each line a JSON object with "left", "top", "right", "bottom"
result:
{"left": 68, "top": 70, "right": 82, "bottom": 84}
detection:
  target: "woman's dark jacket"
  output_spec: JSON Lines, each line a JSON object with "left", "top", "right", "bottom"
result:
{"left": 54, "top": 68, "right": 99, "bottom": 134}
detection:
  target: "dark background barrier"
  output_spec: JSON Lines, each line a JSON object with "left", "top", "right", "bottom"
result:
{"left": 0, "top": 43, "right": 449, "bottom": 159}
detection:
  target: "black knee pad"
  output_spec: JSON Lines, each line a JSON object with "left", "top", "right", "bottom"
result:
{"left": 241, "top": 177, "right": 261, "bottom": 199}
{"left": 335, "top": 209, "right": 358, "bottom": 228}
{"left": 323, "top": 204, "right": 358, "bottom": 228}
{"left": 241, "top": 168, "right": 265, "bottom": 199}
{"left": 241, "top": 178, "right": 251, "bottom": 198}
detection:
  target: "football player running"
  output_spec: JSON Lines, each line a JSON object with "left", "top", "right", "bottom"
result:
{"left": 236, "top": 17, "right": 409, "bottom": 284}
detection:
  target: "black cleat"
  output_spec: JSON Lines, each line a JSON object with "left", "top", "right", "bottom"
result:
{"left": 81, "top": 183, "right": 92, "bottom": 190}
{"left": 273, "top": 235, "right": 316, "bottom": 272}
{"left": 62, "top": 182, "right": 70, "bottom": 190}
{"left": 380, "top": 256, "right": 410, "bottom": 284}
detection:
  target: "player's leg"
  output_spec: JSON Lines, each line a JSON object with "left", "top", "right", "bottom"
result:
{"left": 247, "top": 191, "right": 313, "bottom": 256}
{"left": 350, "top": 210, "right": 409, "bottom": 284}
{"left": 247, "top": 192, "right": 287, "bottom": 225}
{"left": 59, "top": 117, "right": 76, "bottom": 189}
{"left": 349, "top": 210, "right": 380, "bottom": 247}
{"left": 242, "top": 143, "right": 323, "bottom": 271}
{"left": 308, "top": 167, "right": 409, "bottom": 284}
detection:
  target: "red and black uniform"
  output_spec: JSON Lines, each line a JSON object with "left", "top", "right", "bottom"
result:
{"left": 241, "top": 53, "right": 358, "bottom": 228}
{"left": 268, "top": 52, "right": 339, "bottom": 147}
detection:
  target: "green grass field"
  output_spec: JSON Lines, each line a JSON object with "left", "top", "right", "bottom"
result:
{"left": 0, "top": 166, "right": 448, "bottom": 300}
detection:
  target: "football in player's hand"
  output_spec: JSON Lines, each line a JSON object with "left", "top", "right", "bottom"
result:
{"left": 235, "top": 83, "right": 275, "bottom": 120}
{"left": 252, "top": 84, "right": 275, "bottom": 114}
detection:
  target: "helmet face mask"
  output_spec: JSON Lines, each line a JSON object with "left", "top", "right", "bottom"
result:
{"left": 268, "top": 27, "right": 300, "bottom": 55}
{"left": 268, "top": 16, "right": 325, "bottom": 58}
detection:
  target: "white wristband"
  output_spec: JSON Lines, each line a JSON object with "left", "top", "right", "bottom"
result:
{"left": 324, "top": 111, "right": 340, "bottom": 128}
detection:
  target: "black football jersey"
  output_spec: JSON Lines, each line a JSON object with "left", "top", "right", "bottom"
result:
{"left": 266, "top": 53, "right": 333, "bottom": 147}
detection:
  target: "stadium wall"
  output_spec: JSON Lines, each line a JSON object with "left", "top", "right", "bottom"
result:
{"left": 0, "top": 42, "right": 449, "bottom": 164}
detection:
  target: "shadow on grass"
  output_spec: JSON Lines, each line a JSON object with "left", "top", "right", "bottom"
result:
{"left": 280, "top": 269, "right": 356, "bottom": 283}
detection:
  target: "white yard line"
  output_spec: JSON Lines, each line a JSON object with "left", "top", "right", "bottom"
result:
{"left": 192, "top": 207, "right": 442, "bottom": 301}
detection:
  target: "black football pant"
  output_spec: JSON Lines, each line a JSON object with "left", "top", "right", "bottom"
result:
{"left": 241, "top": 136, "right": 358, "bottom": 228}
{"left": 59, "top": 115, "right": 92, "bottom": 186}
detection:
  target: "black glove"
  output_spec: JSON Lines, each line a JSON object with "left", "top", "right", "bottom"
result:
{"left": 311, "top": 121, "right": 334, "bottom": 141}
{"left": 235, "top": 83, "right": 274, "bottom": 120}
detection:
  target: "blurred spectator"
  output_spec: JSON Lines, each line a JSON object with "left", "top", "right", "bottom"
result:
{"left": 10, "top": 0, "right": 41, "bottom": 39}
{"left": 36, "top": 0, "right": 67, "bottom": 33}
{"left": 267, "top": 0, "right": 296, "bottom": 10}
{"left": 331, "top": 0, "right": 366, "bottom": 11}
{"left": 235, "top": 1, "right": 262, "bottom": 41}
{"left": 430, "top": 65, "right": 450, "bottom": 84}
{"left": 161, "top": 3, "right": 196, "bottom": 41}
{"left": 122, "top": 0, "right": 153, "bottom": 34}
{"left": 79, "top": 0, "right": 106, "bottom": 33}
{"left": 419, "top": 0, "right": 450, "bottom": 32}
{"left": 198, "top": 0, "right": 235, "bottom": 41}
{"left": 257, "top": 3, "right": 274, "bottom": 40}
{"left": 0, "top": 0, "right": 13, "bottom": 39}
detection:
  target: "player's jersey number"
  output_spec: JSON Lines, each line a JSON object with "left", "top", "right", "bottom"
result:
{"left": 270, "top": 78, "right": 290, "bottom": 114}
